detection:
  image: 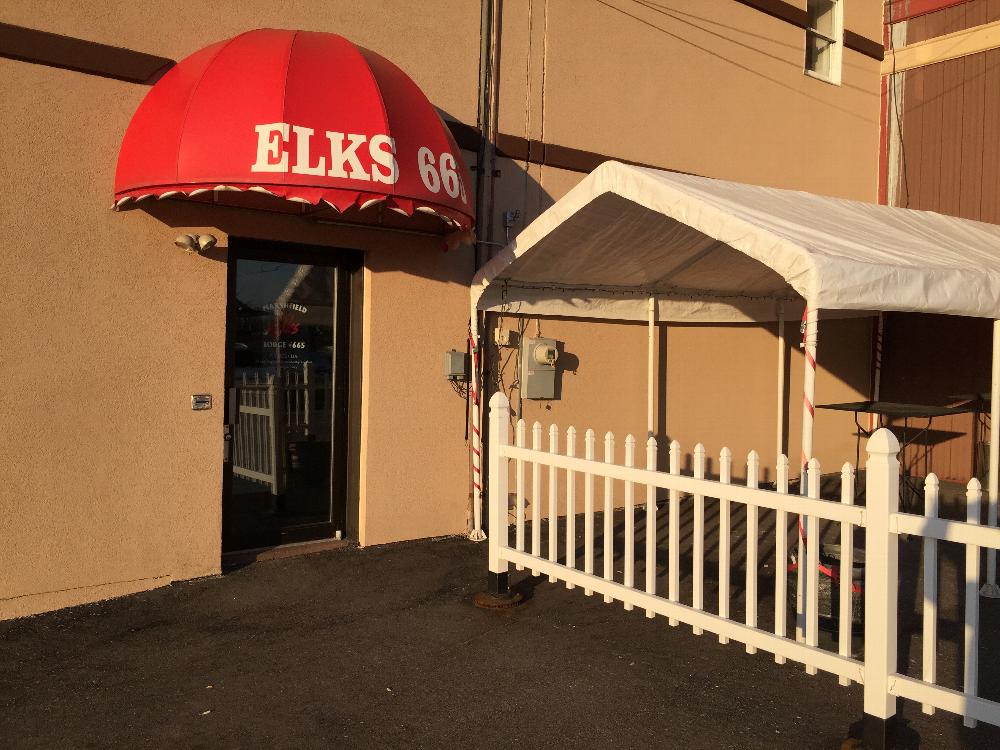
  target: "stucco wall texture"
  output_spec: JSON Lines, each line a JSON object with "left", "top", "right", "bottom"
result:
{"left": 1, "top": 1, "right": 882, "bottom": 619}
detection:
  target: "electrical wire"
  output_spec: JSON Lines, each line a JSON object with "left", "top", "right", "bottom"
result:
{"left": 887, "top": 1, "right": 911, "bottom": 207}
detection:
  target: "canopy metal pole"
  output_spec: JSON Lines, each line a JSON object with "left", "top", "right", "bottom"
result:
{"left": 776, "top": 303, "right": 786, "bottom": 464}
{"left": 469, "top": 305, "right": 486, "bottom": 542}
{"left": 648, "top": 296, "right": 656, "bottom": 438}
{"left": 796, "top": 303, "right": 818, "bottom": 643}
{"left": 982, "top": 320, "right": 1000, "bottom": 596}
{"left": 870, "top": 312, "right": 885, "bottom": 432}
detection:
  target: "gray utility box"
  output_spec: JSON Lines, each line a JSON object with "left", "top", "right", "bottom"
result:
{"left": 444, "top": 349, "right": 468, "bottom": 380}
{"left": 520, "top": 337, "right": 559, "bottom": 399}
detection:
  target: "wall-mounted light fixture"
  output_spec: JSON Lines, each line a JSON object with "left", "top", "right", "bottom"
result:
{"left": 173, "top": 233, "right": 218, "bottom": 254}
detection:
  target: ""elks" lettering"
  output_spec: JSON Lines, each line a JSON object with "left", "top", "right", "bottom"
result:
{"left": 250, "top": 123, "right": 398, "bottom": 184}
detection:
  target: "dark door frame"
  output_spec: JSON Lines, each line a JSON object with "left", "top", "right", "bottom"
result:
{"left": 222, "top": 236, "right": 364, "bottom": 554}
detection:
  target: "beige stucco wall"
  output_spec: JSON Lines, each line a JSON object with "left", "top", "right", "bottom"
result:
{"left": 492, "top": 0, "right": 882, "bottom": 239}
{"left": 0, "top": 1, "right": 481, "bottom": 620}
{"left": 359, "top": 233, "right": 475, "bottom": 546}
{"left": 0, "top": 0, "right": 480, "bottom": 125}
{"left": 0, "top": 60, "right": 228, "bottom": 619}
{"left": 485, "top": 0, "right": 882, "bottom": 492}
{"left": 1, "top": 0, "right": 885, "bottom": 619}
{"left": 0, "top": 102, "right": 475, "bottom": 618}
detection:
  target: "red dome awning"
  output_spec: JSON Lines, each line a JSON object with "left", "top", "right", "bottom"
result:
{"left": 114, "top": 29, "right": 474, "bottom": 230}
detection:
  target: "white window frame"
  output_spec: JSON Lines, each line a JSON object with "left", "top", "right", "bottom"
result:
{"left": 804, "top": 0, "right": 844, "bottom": 85}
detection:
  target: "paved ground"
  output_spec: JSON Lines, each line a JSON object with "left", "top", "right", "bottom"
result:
{"left": 1, "top": 532, "right": 999, "bottom": 749}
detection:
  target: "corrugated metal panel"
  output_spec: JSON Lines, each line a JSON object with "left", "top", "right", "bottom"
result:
{"left": 894, "top": 48, "right": 1000, "bottom": 222}
{"left": 983, "top": 48, "right": 1000, "bottom": 222}
{"left": 885, "top": 44, "right": 1000, "bottom": 479}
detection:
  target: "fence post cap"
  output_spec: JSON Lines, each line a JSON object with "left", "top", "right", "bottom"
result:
{"left": 866, "top": 427, "right": 900, "bottom": 455}
{"left": 488, "top": 391, "right": 510, "bottom": 410}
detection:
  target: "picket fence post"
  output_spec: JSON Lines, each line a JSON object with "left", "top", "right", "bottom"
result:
{"left": 862, "top": 428, "right": 900, "bottom": 750}
{"left": 488, "top": 392, "right": 511, "bottom": 596}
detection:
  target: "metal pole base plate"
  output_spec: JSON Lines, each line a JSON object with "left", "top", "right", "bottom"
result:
{"left": 472, "top": 590, "right": 525, "bottom": 610}
{"left": 473, "top": 571, "right": 525, "bottom": 609}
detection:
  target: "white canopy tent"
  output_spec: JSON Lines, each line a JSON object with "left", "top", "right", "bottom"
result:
{"left": 468, "top": 161, "right": 1000, "bottom": 595}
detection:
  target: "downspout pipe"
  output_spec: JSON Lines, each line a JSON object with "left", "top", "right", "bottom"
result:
{"left": 475, "top": 0, "right": 502, "bottom": 271}
{"left": 469, "top": 0, "right": 502, "bottom": 541}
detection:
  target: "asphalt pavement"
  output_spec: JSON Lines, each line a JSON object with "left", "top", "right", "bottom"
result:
{"left": 1, "top": 532, "right": 998, "bottom": 749}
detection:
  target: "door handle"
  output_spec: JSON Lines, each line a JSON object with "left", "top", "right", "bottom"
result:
{"left": 227, "top": 386, "right": 240, "bottom": 426}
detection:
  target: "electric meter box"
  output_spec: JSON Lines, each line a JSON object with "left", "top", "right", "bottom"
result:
{"left": 520, "top": 337, "right": 559, "bottom": 399}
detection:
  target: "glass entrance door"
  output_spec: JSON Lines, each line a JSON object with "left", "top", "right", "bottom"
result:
{"left": 222, "top": 241, "right": 355, "bottom": 552}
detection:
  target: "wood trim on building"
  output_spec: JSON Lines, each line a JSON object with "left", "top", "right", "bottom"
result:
{"left": 734, "top": 0, "right": 808, "bottom": 28}
{"left": 845, "top": 30, "right": 886, "bottom": 60}
{"left": 0, "top": 22, "right": 174, "bottom": 84}
{"left": 881, "top": 18, "right": 1000, "bottom": 73}
{"left": 735, "top": 0, "right": 884, "bottom": 60}
{"left": 2, "top": 17, "right": 872, "bottom": 182}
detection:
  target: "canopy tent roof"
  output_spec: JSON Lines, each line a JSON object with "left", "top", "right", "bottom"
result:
{"left": 471, "top": 161, "right": 1000, "bottom": 323}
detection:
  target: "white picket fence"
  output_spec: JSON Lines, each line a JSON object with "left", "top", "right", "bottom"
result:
{"left": 486, "top": 392, "right": 1000, "bottom": 732}
{"left": 232, "top": 362, "right": 332, "bottom": 494}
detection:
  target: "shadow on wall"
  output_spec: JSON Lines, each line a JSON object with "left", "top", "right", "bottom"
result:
{"left": 122, "top": 112, "right": 551, "bottom": 289}
{"left": 553, "top": 341, "right": 580, "bottom": 401}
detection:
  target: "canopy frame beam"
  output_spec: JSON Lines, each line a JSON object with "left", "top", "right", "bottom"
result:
{"left": 983, "top": 320, "right": 1000, "bottom": 596}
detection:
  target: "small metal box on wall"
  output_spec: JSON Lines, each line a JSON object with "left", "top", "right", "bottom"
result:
{"left": 520, "top": 337, "right": 559, "bottom": 399}
{"left": 444, "top": 349, "right": 469, "bottom": 381}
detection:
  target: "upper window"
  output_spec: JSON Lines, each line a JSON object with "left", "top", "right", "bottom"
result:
{"left": 804, "top": 0, "right": 843, "bottom": 84}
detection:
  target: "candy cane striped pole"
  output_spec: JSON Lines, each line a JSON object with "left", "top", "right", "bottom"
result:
{"left": 469, "top": 312, "right": 487, "bottom": 542}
